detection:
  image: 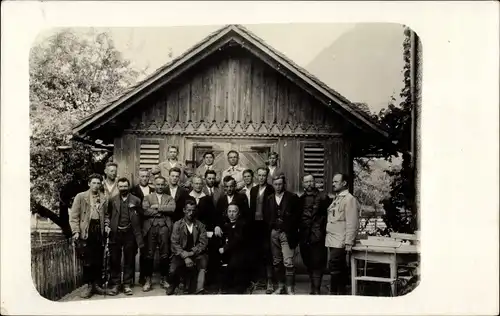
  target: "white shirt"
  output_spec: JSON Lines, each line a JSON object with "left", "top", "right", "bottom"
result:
{"left": 275, "top": 192, "right": 284, "bottom": 205}
{"left": 169, "top": 186, "right": 178, "bottom": 199}
{"left": 105, "top": 180, "right": 116, "bottom": 194}
{"left": 206, "top": 186, "right": 214, "bottom": 196}
{"left": 258, "top": 186, "right": 266, "bottom": 196}
{"left": 222, "top": 165, "right": 244, "bottom": 186}
{"left": 186, "top": 223, "right": 194, "bottom": 234}
{"left": 140, "top": 185, "right": 151, "bottom": 197}
{"left": 227, "top": 195, "right": 234, "bottom": 204}
{"left": 155, "top": 193, "right": 162, "bottom": 205}
{"left": 189, "top": 191, "right": 206, "bottom": 204}
{"left": 168, "top": 160, "right": 178, "bottom": 168}
{"left": 268, "top": 166, "right": 276, "bottom": 176}
{"left": 242, "top": 184, "right": 255, "bottom": 205}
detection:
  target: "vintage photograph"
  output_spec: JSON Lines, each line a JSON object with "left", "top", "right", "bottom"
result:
{"left": 29, "top": 23, "right": 420, "bottom": 301}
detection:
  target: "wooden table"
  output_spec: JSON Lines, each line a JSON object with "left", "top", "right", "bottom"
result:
{"left": 350, "top": 244, "right": 419, "bottom": 296}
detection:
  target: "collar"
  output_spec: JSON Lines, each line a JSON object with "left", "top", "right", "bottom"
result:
{"left": 189, "top": 191, "right": 206, "bottom": 199}
{"left": 336, "top": 189, "right": 349, "bottom": 197}
{"left": 275, "top": 191, "right": 285, "bottom": 198}
{"left": 120, "top": 194, "right": 129, "bottom": 201}
{"left": 170, "top": 185, "right": 178, "bottom": 190}
{"left": 227, "top": 165, "right": 242, "bottom": 171}
{"left": 139, "top": 184, "right": 150, "bottom": 189}
{"left": 268, "top": 165, "right": 277, "bottom": 169}
{"left": 180, "top": 218, "right": 197, "bottom": 227}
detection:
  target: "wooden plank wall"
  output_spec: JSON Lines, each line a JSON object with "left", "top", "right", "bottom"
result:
{"left": 127, "top": 48, "right": 344, "bottom": 130}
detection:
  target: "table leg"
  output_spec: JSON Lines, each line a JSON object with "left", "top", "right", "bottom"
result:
{"left": 390, "top": 254, "right": 397, "bottom": 296}
{"left": 351, "top": 255, "right": 357, "bottom": 295}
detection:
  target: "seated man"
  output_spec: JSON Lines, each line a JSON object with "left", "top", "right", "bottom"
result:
{"left": 166, "top": 199, "right": 209, "bottom": 295}
{"left": 219, "top": 203, "right": 252, "bottom": 294}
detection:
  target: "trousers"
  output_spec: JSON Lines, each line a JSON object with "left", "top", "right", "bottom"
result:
{"left": 270, "top": 229, "right": 295, "bottom": 268}
{"left": 77, "top": 220, "right": 104, "bottom": 285}
{"left": 109, "top": 227, "right": 137, "bottom": 286}
{"left": 143, "top": 224, "right": 170, "bottom": 277}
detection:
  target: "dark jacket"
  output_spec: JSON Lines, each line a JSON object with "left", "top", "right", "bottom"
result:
{"left": 249, "top": 184, "right": 275, "bottom": 225}
{"left": 267, "top": 191, "right": 300, "bottom": 249}
{"left": 141, "top": 193, "right": 176, "bottom": 236}
{"left": 298, "top": 189, "right": 333, "bottom": 245}
{"left": 129, "top": 184, "right": 155, "bottom": 202}
{"left": 166, "top": 186, "right": 189, "bottom": 222}
{"left": 171, "top": 218, "right": 208, "bottom": 258}
{"left": 105, "top": 194, "right": 144, "bottom": 248}
{"left": 215, "top": 193, "right": 250, "bottom": 226}
{"left": 202, "top": 185, "right": 222, "bottom": 207}
{"left": 187, "top": 194, "right": 218, "bottom": 231}
{"left": 221, "top": 218, "right": 252, "bottom": 266}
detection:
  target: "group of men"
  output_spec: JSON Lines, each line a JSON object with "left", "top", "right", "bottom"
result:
{"left": 69, "top": 145, "right": 359, "bottom": 298}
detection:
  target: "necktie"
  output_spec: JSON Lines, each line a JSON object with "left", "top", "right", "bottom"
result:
{"left": 231, "top": 167, "right": 235, "bottom": 172}
{"left": 209, "top": 188, "right": 213, "bottom": 196}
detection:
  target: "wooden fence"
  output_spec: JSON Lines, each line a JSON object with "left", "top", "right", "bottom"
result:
{"left": 31, "top": 239, "right": 83, "bottom": 301}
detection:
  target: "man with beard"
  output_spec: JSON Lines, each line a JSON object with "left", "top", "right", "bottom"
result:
{"left": 70, "top": 174, "right": 109, "bottom": 299}
{"left": 166, "top": 199, "right": 209, "bottom": 295}
{"left": 298, "top": 174, "right": 333, "bottom": 295}
{"left": 141, "top": 176, "right": 176, "bottom": 292}
{"left": 166, "top": 167, "right": 190, "bottom": 223}
{"left": 326, "top": 173, "right": 359, "bottom": 295}
{"left": 102, "top": 162, "right": 119, "bottom": 198}
{"left": 202, "top": 170, "right": 221, "bottom": 206}
{"left": 267, "top": 174, "right": 300, "bottom": 295}
{"left": 249, "top": 167, "right": 275, "bottom": 294}
{"left": 219, "top": 203, "right": 252, "bottom": 294}
{"left": 129, "top": 168, "right": 155, "bottom": 285}
{"left": 195, "top": 151, "right": 222, "bottom": 185}
{"left": 105, "top": 177, "right": 144, "bottom": 296}
{"left": 188, "top": 175, "right": 221, "bottom": 288}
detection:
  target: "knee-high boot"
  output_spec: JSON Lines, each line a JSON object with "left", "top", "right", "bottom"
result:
{"left": 285, "top": 268, "right": 295, "bottom": 295}
{"left": 195, "top": 269, "right": 206, "bottom": 294}
{"left": 311, "top": 270, "right": 323, "bottom": 295}
{"left": 272, "top": 266, "right": 285, "bottom": 294}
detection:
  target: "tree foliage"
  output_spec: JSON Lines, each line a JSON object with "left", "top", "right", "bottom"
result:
{"left": 30, "top": 29, "right": 144, "bottom": 236}
{"left": 377, "top": 26, "right": 417, "bottom": 234}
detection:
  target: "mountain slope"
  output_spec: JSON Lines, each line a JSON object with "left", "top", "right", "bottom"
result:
{"left": 306, "top": 23, "right": 406, "bottom": 114}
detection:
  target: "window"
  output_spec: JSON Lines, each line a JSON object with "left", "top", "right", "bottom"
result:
{"left": 303, "top": 143, "right": 325, "bottom": 182}
{"left": 139, "top": 141, "right": 160, "bottom": 170}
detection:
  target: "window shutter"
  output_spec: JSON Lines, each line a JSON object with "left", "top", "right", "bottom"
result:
{"left": 139, "top": 141, "right": 160, "bottom": 170}
{"left": 303, "top": 143, "right": 325, "bottom": 181}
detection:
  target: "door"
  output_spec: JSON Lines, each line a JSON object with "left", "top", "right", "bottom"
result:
{"left": 185, "top": 138, "right": 277, "bottom": 173}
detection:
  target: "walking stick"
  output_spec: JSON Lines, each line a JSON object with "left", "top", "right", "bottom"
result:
{"left": 103, "top": 233, "right": 110, "bottom": 298}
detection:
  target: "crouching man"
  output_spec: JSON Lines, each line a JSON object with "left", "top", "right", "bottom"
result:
{"left": 70, "top": 173, "right": 109, "bottom": 299}
{"left": 166, "top": 199, "right": 209, "bottom": 295}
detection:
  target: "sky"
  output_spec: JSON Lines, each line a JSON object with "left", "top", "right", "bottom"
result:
{"left": 34, "top": 23, "right": 403, "bottom": 112}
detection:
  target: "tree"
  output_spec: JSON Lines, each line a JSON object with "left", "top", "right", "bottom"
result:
{"left": 376, "top": 26, "right": 418, "bottom": 234}
{"left": 30, "top": 29, "right": 145, "bottom": 237}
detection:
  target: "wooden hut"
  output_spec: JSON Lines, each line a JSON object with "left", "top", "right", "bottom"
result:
{"left": 72, "top": 24, "right": 392, "bottom": 194}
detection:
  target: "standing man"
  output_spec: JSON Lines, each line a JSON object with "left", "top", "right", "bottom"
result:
{"left": 141, "top": 176, "right": 176, "bottom": 292}
{"left": 249, "top": 167, "right": 275, "bottom": 294}
{"left": 266, "top": 152, "right": 284, "bottom": 184}
{"left": 70, "top": 174, "right": 109, "bottom": 299}
{"left": 158, "top": 145, "right": 186, "bottom": 184}
{"left": 105, "top": 177, "right": 144, "bottom": 296}
{"left": 195, "top": 151, "right": 222, "bottom": 185}
{"left": 216, "top": 176, "right": 250, "bottom": 225}
{"left": 221, "top": 150, "right": 245, "bottom": 191}
{"left": 298, "top": 174, "right": 333, "bottom": 295}
{"left": 188, "top": 175, "right": 221, "bottom": 288}
{"left": 240, "top": 169, "right": 256, "bottom": 207}
{"left": 130, "top": 168, "right": 155, "bottom": 286}
{"left": 166, "top": 200, "right": 209, "bottom": 295}
{"left": 166, "top": 167, "right": 190, "bottom": 223}
{"left": 267, "top": 174, "right": 300, "bottom": 295}
{"left": 202, "top": 169, "right": 221, "bottom": 206}
{"left": 103, "top": 162, "right": 119, "bottom": 198}
{"left": 326, "top": 173, "right": 359, "bottom": 295}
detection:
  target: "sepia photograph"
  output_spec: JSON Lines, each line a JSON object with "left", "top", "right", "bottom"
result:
{"left": 29, "top": 23, "right": 421, "bottom": 302}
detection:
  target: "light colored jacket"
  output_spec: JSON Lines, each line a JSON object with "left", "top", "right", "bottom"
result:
{"left": 221, "top": 165, "right": 245, "bottom": 190}
{"left": 69, "top": 190, "right": 108, "bottom": 240}
{"left": 158, "top": 160, "right": 186, "bottom": 183}
{"left": 195, "top": 164, "right": 222, "bottom": 184}
{"left": 325, "top": 190, "right": 360, "bottom": 248}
